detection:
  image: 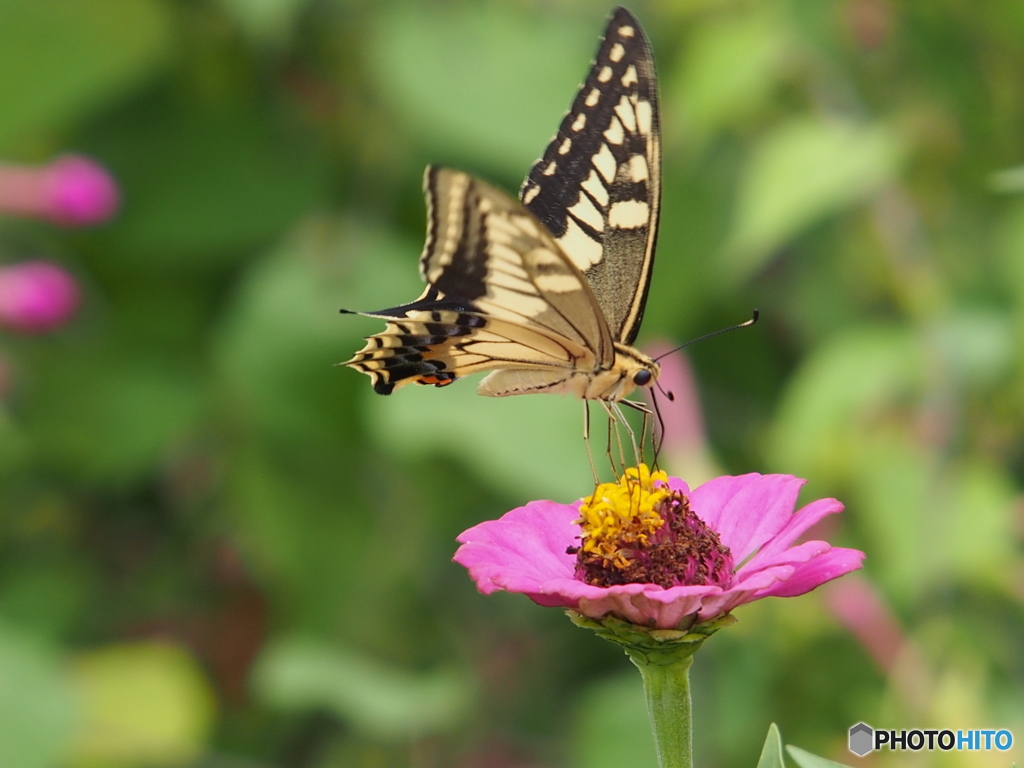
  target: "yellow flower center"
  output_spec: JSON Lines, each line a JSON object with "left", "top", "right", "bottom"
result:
{"left": 576, "top": 464, "right": 670, "bottom": 569}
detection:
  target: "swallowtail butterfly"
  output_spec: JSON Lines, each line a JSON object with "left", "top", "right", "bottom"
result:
{"left": 343, "top": 7, "right": 661, "bottom": 416}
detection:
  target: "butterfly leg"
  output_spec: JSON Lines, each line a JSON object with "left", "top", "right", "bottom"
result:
{"left": 620, "top": 399, "right": 655, "bottom": 468}
{"left": 582, "top": 400, "right": 601, "bottom": 485}
{"left": 600, "top": 400, "right": 629, "bottom": 477}
{"left": 642, "top": 406, "right": 651, "bottom": 467}
{"left": 603, "top": 400, "right": 656, "bottom": 514}
{"left": 601, "top": 402, "right": 615, "bottom": 477}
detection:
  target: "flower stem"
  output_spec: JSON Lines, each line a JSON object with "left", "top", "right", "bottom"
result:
{"left": 627, "top": 650, "right": 694, "bottom": 768}
{"left": 568, "top": 613, "right": 730, "bottom": 767}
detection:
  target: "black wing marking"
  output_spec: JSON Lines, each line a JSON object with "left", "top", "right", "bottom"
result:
{"left": 520, "top": 6, "right": 661, "bottom": 345}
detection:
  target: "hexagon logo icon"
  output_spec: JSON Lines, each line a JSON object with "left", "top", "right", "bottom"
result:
{"left": 849, "top": 722, "right": 874, "bottom": 756}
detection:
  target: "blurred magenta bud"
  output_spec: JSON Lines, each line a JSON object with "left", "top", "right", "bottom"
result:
{"left": 0, "top": 155, "right": 119, "bottom": 226}
{"left": 0, "top": 260, "right": 80, "bottom": 334}
{"left": 44, "top": 155, "right": 120, "bottom": 225}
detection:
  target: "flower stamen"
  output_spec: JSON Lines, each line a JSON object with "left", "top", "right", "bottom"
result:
{"left": 572, "top": 465, "right": 734, "bottom": 590}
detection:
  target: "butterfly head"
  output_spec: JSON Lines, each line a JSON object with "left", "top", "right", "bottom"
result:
{"left": 605, "top": 342, "right": 659, "bottom": 401}
{"left": 630, "top": 358, "right": 660, "bottom": 398}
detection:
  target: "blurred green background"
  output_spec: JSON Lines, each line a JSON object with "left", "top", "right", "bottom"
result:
{"left": 1, "top": 0, "right": 1022, "bottom": 766}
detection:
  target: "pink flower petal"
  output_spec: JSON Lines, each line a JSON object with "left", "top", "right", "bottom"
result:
{"left": 755, "top": 547, "right": 865, "bottom": 598}
{"left": 688, "top": 474, "right": 805, "bottom": 561}
{"left": 456, "top": 500, "right": 577, "bottom": 583}
{"left": 579, "top": 588, "right": 713, "bottom": 628}
{"left": 740, "top": 539, "right": 832, "bottom": 576}
{"left": 741, "top": 497, "right": 845, "bottom": 572}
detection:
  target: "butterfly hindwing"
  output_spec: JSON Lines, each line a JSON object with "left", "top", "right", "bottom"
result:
{"left": 343, "top": 168, "right": 614, "bottom": 395}
{"left": 520, "top": 6, "right": 661, "bottom": 346}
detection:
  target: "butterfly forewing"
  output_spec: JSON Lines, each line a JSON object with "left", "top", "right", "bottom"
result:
{"left": 520, "top": 7, "right": 660, "bottom": 346}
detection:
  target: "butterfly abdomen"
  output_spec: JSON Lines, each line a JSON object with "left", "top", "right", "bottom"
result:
{"left": 475, "top": 342, "right": 659, "bottom": 402}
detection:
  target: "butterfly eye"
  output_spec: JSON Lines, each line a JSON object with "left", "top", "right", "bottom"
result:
{"left": 633, "top": 369, "right": 653, "bottom": 387}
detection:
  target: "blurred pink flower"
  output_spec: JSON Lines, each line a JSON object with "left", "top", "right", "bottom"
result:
{"left": 455, "top": 471, "right": 864, "bottom": 631}
{"left": 0, "top": 155, "right": 119, "bottom": 226}
{"left": 826, "top": 576, "right": 906, "bottom": 673}
{"left": 645, "top": 342, "right": 718, "bottom": 484}
{"left": 0, "top": 261, "right": 80, "bottom": 334}
{"left": 826, "top": 575, "right": 935, "bottom": 714}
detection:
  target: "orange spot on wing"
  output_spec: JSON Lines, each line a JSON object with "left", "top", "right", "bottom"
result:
{"left": 415, "top": 374, "right": 456, "bottom": 387}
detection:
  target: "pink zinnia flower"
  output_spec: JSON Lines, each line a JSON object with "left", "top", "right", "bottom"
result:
{"left": 455, "top": 467, "right": 864, "bottom": 631}
{"left": 0, "top": 155, "right": 119, "bottom": 226}
{"left": 0, "top": 260, "right": 80, "bottom": 334}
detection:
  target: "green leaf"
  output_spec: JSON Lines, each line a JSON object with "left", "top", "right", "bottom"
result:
{"left": 674, "top": 10, "right": 790, "bottom": 146}
{"left": 253, "top": 636, "right": 471, "bottom": 740}
{"left": 839, "top": 423, "right": 1015, "bottom": 599}
{"left": 851, "top": 437, "right": 934, "bottom": 598}
{"left": 366, "top": 382, "right": 594, "bottom": 502}
{"left": 946, "top": 458, "right": 1017, "bottom": 585}
{"left": 215, "top": 218, "right": 411, "bottom": 444}
{"left": 931, "top": 309, "right": 1015, "bottom": 387}
{"left": 0, "top": 561, "right": 94, "bottom": 640}
{"left": 89, "top": 98, "right": 326, "bottom": 267}
{"left": 20, "top": 338, "right": 204, "bottom": 482}
{"left": 755, "top": 723, "right": 786, "bottom": 768}
{"left": 767, "top": 324, "right": 922, "bottom": 479}
{"left": 0, "top": 624, "right": 76, "bottom": 768}
{"left": 0, "top": 0, "right": 172, "bottom": 149}
{"left": 992, "top": 199, "right": 1024, "bottom": 306}
{"left": 571, "top": 672, "right": 658, "bottom": 768}
{"left": 725, "top": 118, "right": 903, "bottom": 278}
{"left": 0, "top": 409, "right": 30, "bottom": 476}
{"left": 369, "top": 3, "right": 594, "bottom": 175}
{"left": 786, "top": 744, "right": 853, "bottom": 768}
{"left": 989, "top": 164, "right": 1024, "bottom": 192}
{"left": 68, "top": 642, "right": 215, "bottom": 766}
{"left": 22, "top": 347, "right": 205, "bottom": 482}
{"left": 217, "top": 0, "right": 310, "bottom": 46}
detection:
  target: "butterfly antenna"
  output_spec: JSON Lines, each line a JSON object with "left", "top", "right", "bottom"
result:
{"left": 653, "top": 309, "right": 759, "bottom": 362}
